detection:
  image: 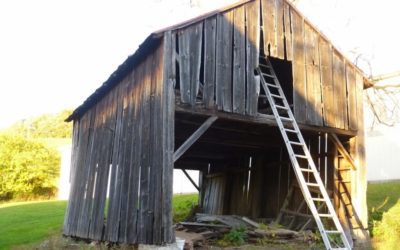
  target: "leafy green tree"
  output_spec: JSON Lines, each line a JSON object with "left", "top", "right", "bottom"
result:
{"left": 0, "top": 133, "right": 60, "bottom": 201}
{"left": 8, "top": 109, "right": 73, "bottom": 138}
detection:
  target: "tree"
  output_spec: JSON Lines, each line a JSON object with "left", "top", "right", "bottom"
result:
{"left": 8, "top": 109, "right": 73, "bottom": 138}
{"left": 0, "top": 133, "right": 60, "bottom": 200}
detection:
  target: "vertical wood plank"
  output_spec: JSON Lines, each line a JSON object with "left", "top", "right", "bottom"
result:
{"left": 346, "top": 64, "right": 357, "bottom": 130}
{"left": 162, "top": 31, "right": 175, "bottom": 243}
{"left": 203, "top": 17, "right": 217, "bottom": 109}
{"left": 216, "top": 11, "right": 233, "bottom": 112}
{"left": 291, "top": 9, "right": 306, "bottom": 123}
{"left": 304, "top": 24, "right": 323, "bottom": 126}
{"left": 233, "top": 6, "right": 246, "bottom": 114}
{"left": 319, "top": 37, "right": 335, "bottom": 127}
{"left": 276, "top": 0, "right": 285, "bottom": 59}
{"left": 332, "top": 52, "right": 347, "bottom": 129}
{"left": 262, "top": 0, "right": 277, "bottom": 56}
{"left": 105, "top": 81, "right": 124, "bottom": 242}
{"left": 178, "top": 23, "right": 203, "bottom": 106}
{"left": 283, "top": 2, "right": 293, "bottom": 60}
{"left": 245, "top": 0, "right": 260, "bottom": 116}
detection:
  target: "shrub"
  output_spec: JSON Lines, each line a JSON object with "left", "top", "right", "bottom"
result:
{"left": 218, "top": 226, "right": 247, "bottom": 246}
{"left": 0, "top": 133, "right": 60, "bottom": 201}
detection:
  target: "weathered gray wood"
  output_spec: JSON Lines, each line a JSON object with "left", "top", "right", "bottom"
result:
{"left": 178, "top": 23, "right": 203, "bottom": 106}
{"left": 346, "top": 64, "right": 357, "bottom": 130}
{"left": 291, "top": 9, "right": 306, "bottom": 124}
{"left": 319, "top": 37, "right": 335, "bottom": 127}
{"left": 105, "top": 81, "right": 124, "bottom": 242}
{"left": 203, "top": 17, "right": 217, "bottom": 109}
{"left": 125, "top": 68, "right": 141, "bottom": 243}
{"left": 152, "top": 42, "right": 165, "bottom": 243}
{"left": 245, "top": 0, "right": 260, "bottom": 116}
{"left": 174, "top": 116, "right": 218, "bottom": 162}
{"left": 332, "top": 52, "right": 347, "bottom": 129}
{"left": 118, "top": 71, "right": 137, "bottom": 242}
{"left": 175, "top": 105, "right": 358, "bottom": 137}
{"left": 304, "top": 24, "right": 323, "bottom": 126}
{"left": 283, "top": 2, "right": 293, "bottom": 60}
{"left": 162, "top": 30, "right": 175, "bottom": 243}
{"left": 262, "top": 0, "right": 277, "bottom": 57}
{"left": 233, "top": 7, "right": 246, "bottom": 114}
{"left": 216, "top": 11, "right": 233, "bottom": 112}
{"left": 276, "top": 0, "right": 285, "bottom": 59}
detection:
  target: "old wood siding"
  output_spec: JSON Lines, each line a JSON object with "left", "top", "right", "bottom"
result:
{"left": 175, "top": 0, "right": 364, "bottom": 131}
{"left": 177, "top": 1, "right": 260, "bottom": 116}
{"left": 63, "top": 40, "right": 175, "bottom": 245}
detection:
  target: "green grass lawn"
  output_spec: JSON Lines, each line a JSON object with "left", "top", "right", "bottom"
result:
{"left": 0, "top": 200, "right": 67, "bottom": 250}
{"left": 367, "top": 181, "right": 400, "bottom": 249}
{"left": 0, "top": 193, "right": 198, "bottom": 250}
{"left": 1, "top": 181, "right": 400, "bottom": 250}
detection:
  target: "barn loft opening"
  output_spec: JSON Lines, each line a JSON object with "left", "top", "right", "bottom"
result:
{"left": 258, "top": 57, "right": 293, "bottom": 115}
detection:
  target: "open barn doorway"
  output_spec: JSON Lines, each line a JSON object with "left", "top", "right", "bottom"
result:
{"left": 257, "top": 56, "right": 294, "bottom": 115}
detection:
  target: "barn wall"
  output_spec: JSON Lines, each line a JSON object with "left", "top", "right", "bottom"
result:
{"left": 173, "top": 0, "right": 364, "bottom": 132}
{"left": 63, "top": 39, "right": 175, "bottom": 245}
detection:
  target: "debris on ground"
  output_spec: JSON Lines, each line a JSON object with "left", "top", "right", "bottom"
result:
{"left": 175, "top": 213, "right": 322, "bottom": 249}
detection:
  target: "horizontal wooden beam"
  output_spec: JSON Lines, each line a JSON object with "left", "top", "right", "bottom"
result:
{"left": 329, "top": 133, "right": 357, "bottom": 170}
{"left": 173, "top": 115, "right": 218, "bottom": 162}
{"left": 176, "top": 105, "right": 357, "bottom": 137}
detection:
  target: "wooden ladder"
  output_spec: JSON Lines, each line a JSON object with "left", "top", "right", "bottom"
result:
{"left": 256, "top": 56, "right": 352, "bottom": 250}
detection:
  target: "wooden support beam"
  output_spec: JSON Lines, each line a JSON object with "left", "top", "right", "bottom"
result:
{"left": 181, "top": 169, "right": 199, "bottom": 191}
{"left": 329, "top": 133, "right": 357, "bottom": 170}
{"left": 176, "top": 105, "right": 357, "bottom": 137}
{"left": 173, "top": 115, "right": 218, "bottom": 162}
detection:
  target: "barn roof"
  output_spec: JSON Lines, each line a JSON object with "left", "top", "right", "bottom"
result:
{"left": 66, "top": 0, "right": 372, "bottom": 122}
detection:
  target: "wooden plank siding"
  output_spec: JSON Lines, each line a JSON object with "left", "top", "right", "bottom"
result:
{"left": 63, "top": 40, "right": 174, "bottom": 245}
{"left": 304, "top": 24, "right": 323, "bottom": 126}
{"left": 64, "top": 0, "right": 370, "bottom": 246}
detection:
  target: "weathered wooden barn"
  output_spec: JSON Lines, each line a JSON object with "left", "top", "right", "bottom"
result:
{"left": 63, "top": 0, "right": 371, "bottom": 247}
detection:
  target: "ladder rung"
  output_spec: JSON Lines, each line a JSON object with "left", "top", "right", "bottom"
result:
{"left": 312, "top": 198, "right": 325, "bottom": 202}
{"left": 266, "top": 83, "right": 279, "bottom": 88}
{"left": 275, "top": 104, "right": 288, "bottom": 110}
{"left": 325, "top": 230, "right": 341, "bottom": 234}
{"left": 318, "top": 213, "right": 333, "bottom": 218}
{"left": 289, "top": 141, "right": 303, "bottom": 146}
{"left": 300, "top": 168, "right": 314, "bottom": 173}
{"left": 270, "top": 94, "right": 283, "bottom": 99}
{"left": 294, "top": 154, "right": 308, "bottom": 159}
{"left": 306, "top": 182, "right": 319, "bottom": 187}
{"left": 262, "top": 73, "right": 274, "bottom": 78}
{"left": 280, "top": 116, "right": 293, "bottom": 122}
{"left": 284, "top": 128, "right": 298, "bottom": 134}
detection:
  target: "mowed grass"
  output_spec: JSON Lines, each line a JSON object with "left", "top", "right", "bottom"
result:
{"left": 0, "top": 200, "right": 67, "bottom": 250}
{"left": 0, "top": 193, "right": 198, "bottom": 249}
{"left": 367, "top": 181, "right": 400, "bottom": 249}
